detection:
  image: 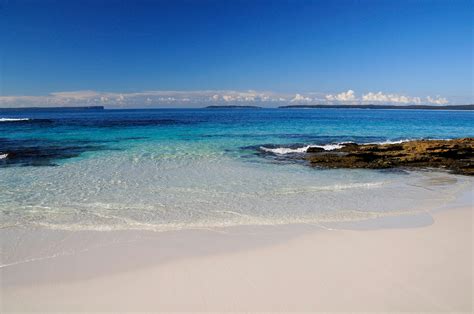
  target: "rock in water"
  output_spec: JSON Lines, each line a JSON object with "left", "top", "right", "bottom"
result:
{"left": 304, "top": 138, "right": 474, "bottom": 175}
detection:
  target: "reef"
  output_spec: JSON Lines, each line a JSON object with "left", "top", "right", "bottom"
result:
{"left": 304, "top": 138, "right": 474, "bottom": 175}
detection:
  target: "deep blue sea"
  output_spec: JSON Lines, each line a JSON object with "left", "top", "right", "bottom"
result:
{"left": 1, "top": 108, "right": 473, "bottom": 232}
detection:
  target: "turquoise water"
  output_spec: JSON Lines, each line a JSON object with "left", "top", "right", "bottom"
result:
{"left": 0, "top": 108, "right": 473, "bottom": 231}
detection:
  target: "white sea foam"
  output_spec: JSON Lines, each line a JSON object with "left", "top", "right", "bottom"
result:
{"left": 0, "top": 153, "right": 8, "bottom": 159}
{"left": 275, "top": 182, "right": 385, "bottom": 195}
{"left": 259, "top": 138, "right": 444, "bottom": 155}
{"left": 0, "top": 118, "right": 30, "bottom": 122}
{"left": 368, "top": 138, "right": 451, "bottom": 145}
{"left": 260, "top": 144, "right": 344, "bottom": 155}
{"left": 368, "top": 139, "right": 410, "bottom": 145}
{"left": 260, "top": 145, "right": 311, "bottom": 154}
{"left": 316, "top": 143, "right": 346, "bottom": 150}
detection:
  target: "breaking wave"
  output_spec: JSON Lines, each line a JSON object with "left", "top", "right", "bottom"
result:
{"left": 0, "top": 118, "right": 30, "bottom": 122}
{"left": 260, "top": 144, "right": 345, "bottom": 155}
{"left": 367, "top": 139, "right": 410, "bottom": 145}
{"left": 259, "top": 139, "right": 424, "bottom": 155}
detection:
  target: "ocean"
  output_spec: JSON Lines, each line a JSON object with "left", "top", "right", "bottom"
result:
{"left": 1, "top": 108, "right": 473, "bottom": 232}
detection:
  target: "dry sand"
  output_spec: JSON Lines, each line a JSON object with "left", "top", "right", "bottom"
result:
{"left": 1, "top": 206, "right": 473, "bottom": 313}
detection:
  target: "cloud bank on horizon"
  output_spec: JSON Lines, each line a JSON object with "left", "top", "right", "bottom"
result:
{"left": 0, "top": 89, "right": 451, "bottom": 108}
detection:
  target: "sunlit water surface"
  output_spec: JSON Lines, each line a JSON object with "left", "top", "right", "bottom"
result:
{"left": 1, "top": 108, "right": 473, "bottom": 232}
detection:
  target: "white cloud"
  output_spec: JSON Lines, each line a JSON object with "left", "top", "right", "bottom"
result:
{"left": 291, "top": 94, "right": 312, "bottom": 102}
{"left": 362, "top": 91, "right": 421, "bottom": 104}
{"left": 427, "top": 96, "right": 448, "bottom": 105}
{"left": 0, "top": 89, "right": 453, "bottom": 108}
{"left": 325, "top": 90, "right": 356, "bottom": 102}
{"left": 362, "top": 91, "right": 450, "bottom": 105}
{"left": 50, "top": 90, "right": 101, "bottom": 99}
{"left": 0, "top": 90, "right": 286, "bottom": 108}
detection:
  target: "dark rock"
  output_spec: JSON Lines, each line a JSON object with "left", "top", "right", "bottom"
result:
{"left": 303, "top": 138, "right": 474, "bottom": 175}
{"left": 306, "top": 146, "right": 325, "bottom": 153}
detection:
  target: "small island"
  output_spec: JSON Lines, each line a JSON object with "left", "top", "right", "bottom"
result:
{"left": 279, "top": 104, "right": 474, "bottom": 110}
{"left": 205, "top": 105, "right": 262, "bottom": 109}
{"left": 0, "top": 106, "right": 105, "bottom": 111}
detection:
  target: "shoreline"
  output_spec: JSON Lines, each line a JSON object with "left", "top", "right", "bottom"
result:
{"left": 1, "top": 200, "right": 472, "bottom": 312}
{"left": 1, "top": 179, "right": 471, "bottom": 270}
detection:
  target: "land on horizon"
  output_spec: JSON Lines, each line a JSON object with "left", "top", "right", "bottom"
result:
{"left": 0, "top": 106, "right": 105, "bottom": 111}
{"left": 204, "top": 105, "right": 263, "bottom": 109}
{"left": 1, "top": 104, "right": 474, "bottom": 111}
{"left": 279, "top": 104, "right": 474, "bottom": 110}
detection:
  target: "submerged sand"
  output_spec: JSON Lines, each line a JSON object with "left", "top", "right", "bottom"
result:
{"left": 1, "top": 205, "right": 472, "bottom": 312}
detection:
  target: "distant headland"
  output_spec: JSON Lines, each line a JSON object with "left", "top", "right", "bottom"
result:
{"left": 205, "top": 105, "right": 262, "bottom": 109}
{"left": 279, "top": 104, "right": 474, "bottom": 110}
{"left": 0, "top": 106, "right": 105, "bottom": 111}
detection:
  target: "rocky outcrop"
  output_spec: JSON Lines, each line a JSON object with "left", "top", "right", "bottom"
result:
{"left": 304, "top": 138, "right": 474, "bottom": 175}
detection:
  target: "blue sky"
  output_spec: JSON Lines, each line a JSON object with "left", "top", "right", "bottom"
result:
{"left": 1, "top": 0, "right": 472, "bottom": 107}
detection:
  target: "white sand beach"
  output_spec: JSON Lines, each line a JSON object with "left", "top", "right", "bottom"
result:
{"left": 1, "top": 204, "right": 472, "bottom": 313}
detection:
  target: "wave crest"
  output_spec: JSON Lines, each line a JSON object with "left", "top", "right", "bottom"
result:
{"left": 258, "top": 139, "right": 423, "bottom": 155}
{"left": 0, "top": 118, "right": 30, "bottom": 122}
{"left": 260, "top": 143, "right": 345, "bottom": 155}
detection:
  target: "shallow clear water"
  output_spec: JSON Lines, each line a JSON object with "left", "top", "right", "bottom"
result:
{"left": 1, "top": 108, "right": 473, "bottom": 231}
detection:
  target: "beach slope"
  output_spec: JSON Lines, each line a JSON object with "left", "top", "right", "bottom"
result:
{"left": 1, "top": 206, "right": 472, "bottom": 312}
